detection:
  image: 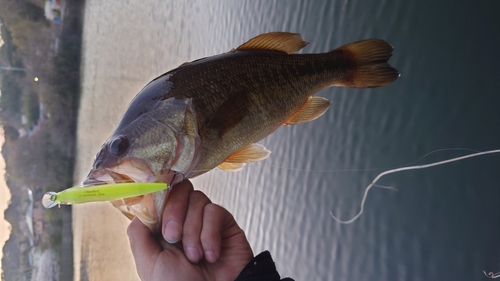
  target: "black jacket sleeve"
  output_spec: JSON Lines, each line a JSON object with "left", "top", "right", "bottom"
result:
{"left": 234, "top": 251, "right": 294, "bottom": 281}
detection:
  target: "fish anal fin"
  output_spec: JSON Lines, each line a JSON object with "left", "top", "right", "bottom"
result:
{"left": 218, "top": 162, "right": 246, "bottom": 172}
{"left": 218, "top": 143, "right": 272, "bottom": 172}
{"left": 284, "top": 96, "right": 332, "bottom": 125}
{"left": 236, "top": 32, "right": 308, "bottom": 54}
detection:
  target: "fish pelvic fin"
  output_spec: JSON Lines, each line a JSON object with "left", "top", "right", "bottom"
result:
{"left": 334, "top": 39, "right": 399, "bottom": 88}
{"left": 218, "top": 143, "right": 271, "bottom": 172}
{"left": 236, "top": 32, "right": 308, "bottom": 54}
{"left": 284, "top": 96, "right": 332, "bottom": 125}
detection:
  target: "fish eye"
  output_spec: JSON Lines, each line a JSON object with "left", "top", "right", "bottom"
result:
{"left": 109, "top": 136, "right": 129, "bottom": 156}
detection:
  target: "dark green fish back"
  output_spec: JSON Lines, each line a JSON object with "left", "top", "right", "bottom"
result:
{"left": 156, "top": 41, "right": 397, "bottom": 172}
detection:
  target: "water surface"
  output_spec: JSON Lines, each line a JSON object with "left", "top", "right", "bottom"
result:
{"left": 74, "top": 1, "right": 500, "bottom": 280}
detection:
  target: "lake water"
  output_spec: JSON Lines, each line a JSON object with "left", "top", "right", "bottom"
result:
{"left": 73, "top": 1, "right": 500, "bottom": 280}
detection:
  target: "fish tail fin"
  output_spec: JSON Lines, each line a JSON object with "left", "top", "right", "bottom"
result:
{"left": 332, "top": 39, "right": 399, "bottom": 88}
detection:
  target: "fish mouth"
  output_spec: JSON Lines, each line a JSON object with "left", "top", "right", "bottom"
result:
{"left": 82, "top": 159, "right": 175, "bottom": 232}
{"left": 82, "top": 169, "right": 136, "bottom": 186}
{"left": 83, "top": 158, "right": 157, "bottom": 186}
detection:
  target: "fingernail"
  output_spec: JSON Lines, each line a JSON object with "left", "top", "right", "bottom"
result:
{"left": 164, "top": 221, "right": 182, "bottom": 243}
{"left": 205, "top": 250, "right": 218, "bottom": 263}
{"left": 185, "top": 246, "right": 201, "bottom": 263}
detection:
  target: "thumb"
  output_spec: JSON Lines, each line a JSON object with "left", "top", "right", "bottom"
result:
{"left": 127, "top": 217, "right": 162, "bottom": 280}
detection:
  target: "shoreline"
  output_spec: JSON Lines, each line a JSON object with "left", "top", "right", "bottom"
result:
{"left": 61, "top": 207, "right": 73, "bottom": 281}
{"left": 54, "top": 0, "right": 86, "bottom": 279}
{"left": 59, "top": 0, "right": 86, "bottom": 277}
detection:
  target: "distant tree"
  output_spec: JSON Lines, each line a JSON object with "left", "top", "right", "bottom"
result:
{"left": 3, "top": 200, "right": 18, "bottom": 229}
{"left": 0, "top": 74, "right": 21, "bottom": 116}
{"left": 3, "top": 124, "right": 19, "bottom": 141}
{"left": 1, "top": 236, "right": 21, "bottom": 281}
{"left": 35, "top": 249, "right": 60, "bottom": 281}
{"left": 22, "top": 3, "right": 46, "bottom": 23}
{"left": 1, "top": 139, "right": 10, "bottom": 159}
{"left": 21, "top": 91, "right": 39, "bottom": 127}
{"left": 0, "top": 23, "right": 22, "bottom": 67}
{"left": 0, "top": 1, "right": 25, "bottom": 36}
{"left": 4, "top": 137, "right": 33, "bottom": 185}
{"left": 7, "top": 20, "right": 31, "bottom": 51}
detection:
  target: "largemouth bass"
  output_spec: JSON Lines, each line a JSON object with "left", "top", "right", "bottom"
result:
{"left": 83, "top": 32, "right": 399, "bottom": 231}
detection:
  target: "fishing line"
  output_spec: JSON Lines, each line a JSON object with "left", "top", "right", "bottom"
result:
{"left": 484, "top": 271, "right": 500, "bottom": 279}
{"left": 330, "top": 148, "right": 500, "bottom": 224}
{"left": 186, "top": 147, "right": 482, "bottom": 175}
{"left": 73, "top": 148, "right": 495, "bottom": 218}
{"left": 252, "top": 147, "right": 482, "bottom": 173}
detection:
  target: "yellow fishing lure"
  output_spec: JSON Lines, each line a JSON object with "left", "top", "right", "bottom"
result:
{"left": 42, "top": 183, "right": 168, "bottom": 208}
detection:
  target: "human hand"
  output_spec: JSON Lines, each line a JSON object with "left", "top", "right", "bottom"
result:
{"left": 127, "top": 180, "right": 254, "bottom": 281}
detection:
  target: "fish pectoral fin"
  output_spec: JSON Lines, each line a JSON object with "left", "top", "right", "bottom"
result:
{"left": 207, "top": 92, "right": 251, "bottom": 137}
{"left": 236, "top": 32, "right": 308, "bottom": 54}
{"left": 218, "top": 143, "right": 272, "bottom": 172}
{"left": 284, "top": 96, "right": 332, "bottom": 125}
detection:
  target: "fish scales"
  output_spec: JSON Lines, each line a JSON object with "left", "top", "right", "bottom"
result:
{"left": 160, "top": 51, "right": 355, "bottom": 172}
{"left": 83, "top": 32, "right": 399, "bottom": 231}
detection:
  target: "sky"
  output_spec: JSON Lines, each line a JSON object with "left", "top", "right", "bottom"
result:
{"left": 0, "top": 29, "right": 12, "bottom": 268}
{"left": 0, "top": 26, "right": 13, "bottom": 274}
{"left": 0, "top": 28, "right": 11, "bottom": 272}
{"left": 0, "top": 127, "right": 12, "bottom": 270}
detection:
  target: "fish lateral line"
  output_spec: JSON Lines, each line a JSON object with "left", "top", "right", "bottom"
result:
{"left": 331, "top": 148, "right": 500, "bottom": 224}
{"left": 42, "top": 182, "right": 169, "bottom": 209}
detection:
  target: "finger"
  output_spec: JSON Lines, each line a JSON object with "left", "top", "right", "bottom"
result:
{"left": 182, "top": 190, "right": 212, "bottom": 263}
{"left": 162, "top": 179, "right": 194, "bottom": 243}
{"left": 200, "top": 204, "right": 237, "bottom": 263}
{"left": 127, "top": 217, "right": 162, "bottom": 281}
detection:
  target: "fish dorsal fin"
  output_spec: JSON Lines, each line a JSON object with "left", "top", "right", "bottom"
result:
{"left": 284, "top": 96, "right": 332, "bottom": 125}
{"left": 218, "top": 143, "right": 272, "bottom": 172}
{"left": 236, "top": 32, "right": 308, "bottom": 54}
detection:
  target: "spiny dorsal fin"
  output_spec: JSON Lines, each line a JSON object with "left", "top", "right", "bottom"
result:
{"left": 284, "top": 96, "right": 332, "bottom": 125}
{"left": 218, "top": 143, "right": 271, "bottom": 172}
{"left": 236, "top": 32, "right": 308, "bottom": 54}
